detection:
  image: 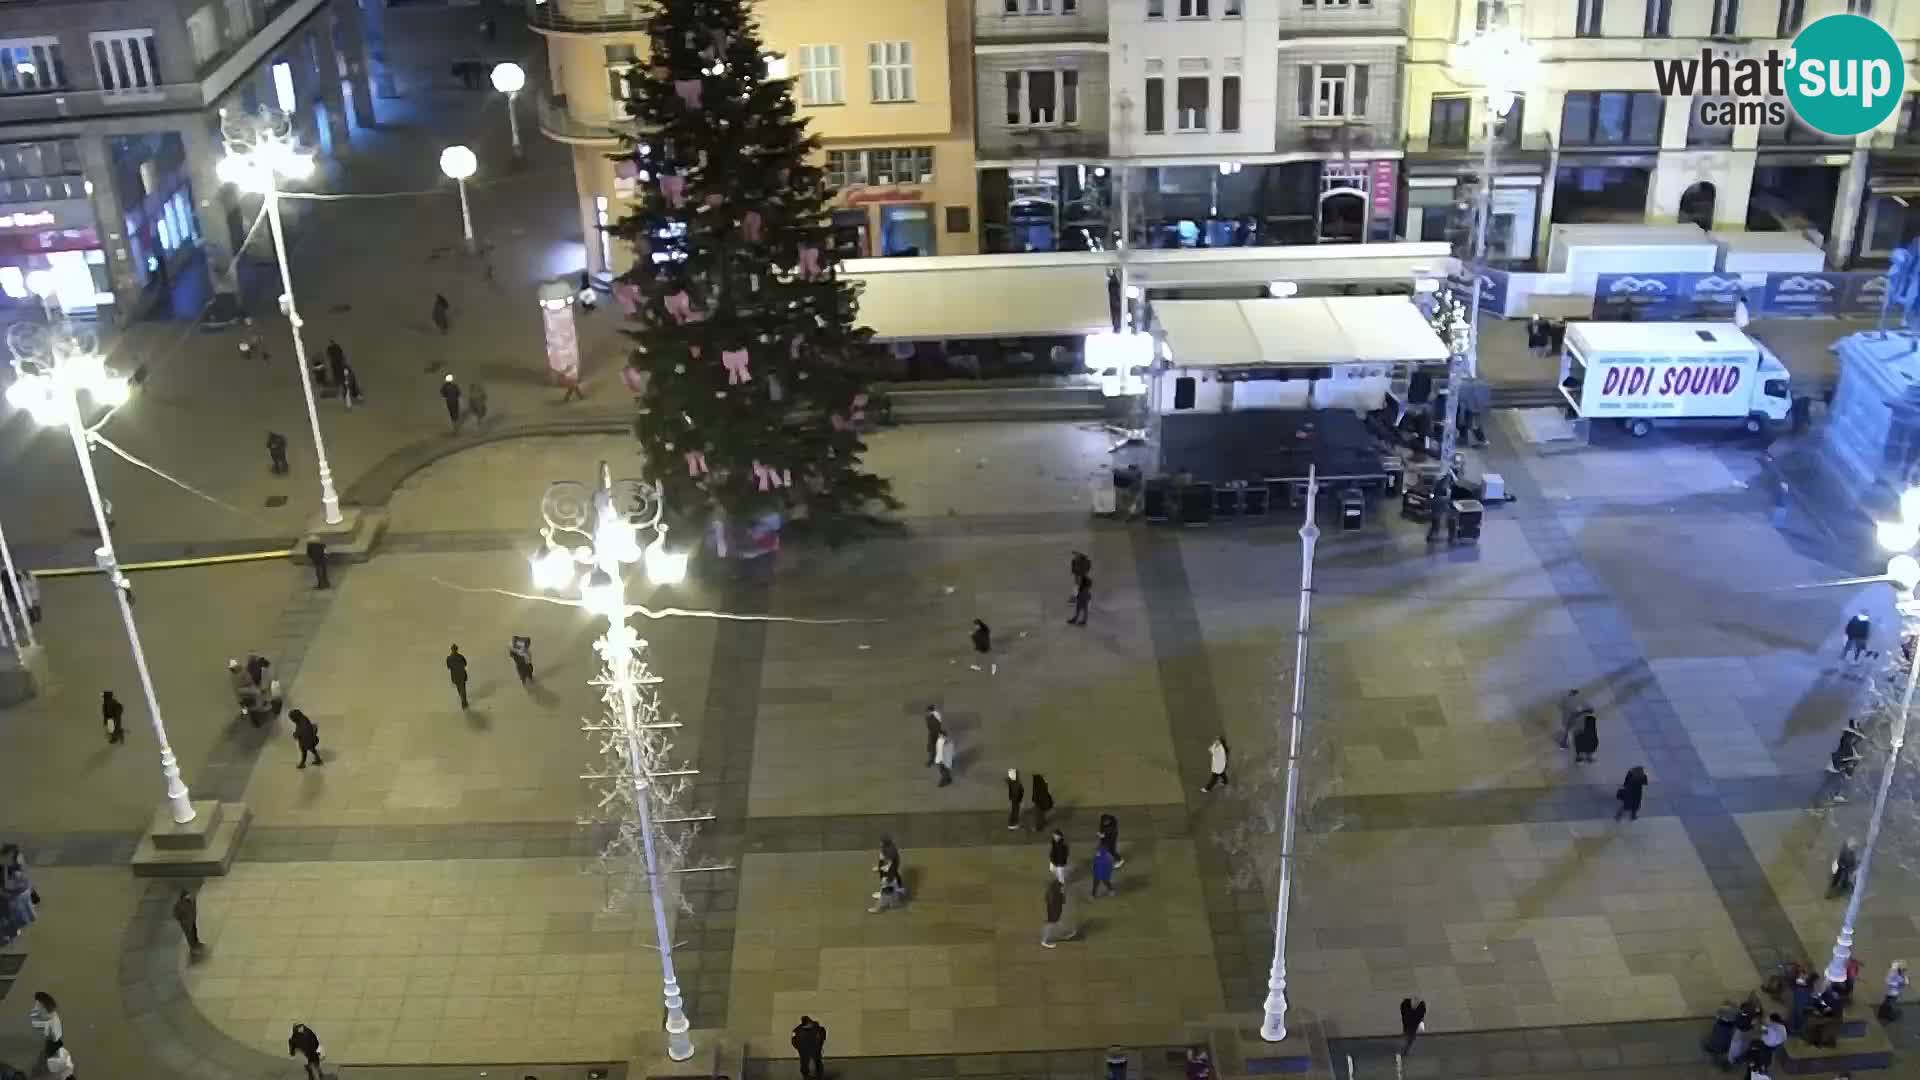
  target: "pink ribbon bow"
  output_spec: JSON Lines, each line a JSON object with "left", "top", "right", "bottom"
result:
{"left": 688, "top": 343, "right": 702, "bottom": 359}
{"left": 614, "top": 159, "right": 639, "bottom": 180}
{"left": 721, "top": 348, "right": 752, "bottom": 384}
{"left": 685, "top": 450, "right": 709, "bottom": 477}
{"left": 752, "top": 461, "right": 791, "bottom": 492}
{"left": 789, "top": 335, "right": 804, "bottom": 360}
{"left": 659, "top": 174, "right": 687, "bottom": 208}
{"left": 830, "top": 414, "right": 852, "bottom": 432}
{"left": 849, "top": 393, "right": 868, "bottom": 423}
{"left": 797, "top": 245, "right": 822, "bottom": 280}
{"left": 622, "top": 365, "right": 646, "bottom": 394}
{"left": 704, "top": 193, "right": 724, "bottom": 209}
{"left": 613, "top": 283, "right": 640, "bottom": 314}
{"left": 743, "top": 210, "right": 764, "bottom": 243}
{"left": 663, "top": 291, "right": 693, "bottom": 322}
{"left": 674, "top": 79, "right": 703, "bottom": 109}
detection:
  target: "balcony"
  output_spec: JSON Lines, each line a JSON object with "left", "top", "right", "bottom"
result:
{"left": 0, "top": 83, "right": 206, "bottom": 125}
{"left": 525, "top": 0, "right": 650, "bottom": 35}
{"left": 1272, "top": 122, "right": 1400, "bottom": 154}
{"left": 536, "top": 91, "right": 638, "bottom": 145}
{"left": 996, "top": 127, "right": 1109, "bottom": 160}
{"left": 1401, "top": 131, "right": 1553, "bottom": 156}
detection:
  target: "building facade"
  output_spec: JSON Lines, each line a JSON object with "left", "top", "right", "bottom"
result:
{"left": 1404, "top": 0, "right": 1920, "bottom": 267}
{"left": 0, "top": 0, "right": 372, "bottom": 322}
{"left": 532, "top": 0, "right": 980, "bottom": 277}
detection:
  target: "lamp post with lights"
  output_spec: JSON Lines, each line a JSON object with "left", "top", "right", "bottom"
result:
{"left": 218, "top": 109, "right": 343, "bottom": 526}
{"left": 440, "top": 145, "right": 478, "bottom": 253}
{"left": 5, "top": 320, "right": 195, "bottom": 823}
{"left": 491, "top": 63, "right": 525, "bottom": 158}
{"left": 530, "top": 463, "right": 692, "bottom": 1059}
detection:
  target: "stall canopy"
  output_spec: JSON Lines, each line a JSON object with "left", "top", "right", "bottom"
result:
{"left": 1153, "top": 296, "right": 1451, "bottom": 369}
{"left": 842, "top": 255, "right": 1113, "bottom": 342}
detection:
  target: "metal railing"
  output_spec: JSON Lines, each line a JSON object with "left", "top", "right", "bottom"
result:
{"left": 535, "top": 91, "right": 637, "bottom": 143}
{"left": 0, "top": 82, "right": 205, "bottom": 123}
{"left": 524, "top": 0, "right": 651, "bottom": 33}
{"left": 1401, "top": 131, "right": 1552, "bottom": 155}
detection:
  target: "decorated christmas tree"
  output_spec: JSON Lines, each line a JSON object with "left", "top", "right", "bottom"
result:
{"left": 607, "top": 0, "right": 896, "bottom": 548}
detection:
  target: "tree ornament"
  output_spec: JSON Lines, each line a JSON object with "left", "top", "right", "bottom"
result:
{"left": 659, "top": 174, "right": 688, "bottom": 207}
{"left": 849, "top": 393, "right": 868, "bottom": 423}
{"left": 685, "top": 450, "right": 709, "bottom": 476}
{"left": 622, "top": 366, "right": 646, "bottom": 394}
{"left": 614, "top": 283, "right": 641, "bottom": 314}
{"left": 615, "top": 159, "right": 639, "bottom": 181}
{"left": 797, "top": 245, "right": 822, "bottom": 280}
{"left": 674, "top": 79, "right": 704, "bottom": 109}
{"left": 673, "top": 363, "right": 686, "bottom": 374}
{"left": 743, "top": 210, "right": 764, "bottom": 243}
{"left": 767, "top": 374, "right": 783, "bottom": 402}
{"left": 664, "top": 291, "right": 694, "bottom": 322}
{"left": 688, "top": 343, "right": 703, "bottom": 359}
{"left": 704, "top": 193, "right": 724, "bottom": 209}
{"left": 721, "top": 348, "right": 752, "bottom": 384}
{"left": 790, "top": 335, "right": 804, "bottom": 360}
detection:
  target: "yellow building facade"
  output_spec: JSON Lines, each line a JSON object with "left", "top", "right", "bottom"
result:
{"left": 531, "top": 0, "right": 979, "bottom": 277}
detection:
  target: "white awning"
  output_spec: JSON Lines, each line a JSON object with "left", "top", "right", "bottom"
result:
{"left": 1154, "top": 296, "right": 1451, "bottom": 369}
{"left": 843, "top": 259, "right": 1113, "bottom": 341}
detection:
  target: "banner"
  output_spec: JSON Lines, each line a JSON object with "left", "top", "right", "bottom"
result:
{"left": 1592, "top": 272, "right": 1746, "bottom": 321}
{"left": 1446, "top": 269, "right": 1509, "bottom": 314}
{"left": 1759, "top": 272, "right": 1848, "bottom": 318}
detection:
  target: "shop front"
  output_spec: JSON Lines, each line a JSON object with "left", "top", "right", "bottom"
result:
{"left": 1858, "top": 152, "right": 1920, "bottom": 263}
{"left": 0, "top": 198, "right": 112, "bottom": 317}
{"left": 1401, "top": 145, "right": 1547, "bottom": 265}
{"left": 828, "top": 187, "right": 939, "bottom": 258}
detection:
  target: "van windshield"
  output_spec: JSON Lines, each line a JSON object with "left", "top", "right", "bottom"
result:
{"left": 1764, "top": 378, "right": 1789, "bottom": 398}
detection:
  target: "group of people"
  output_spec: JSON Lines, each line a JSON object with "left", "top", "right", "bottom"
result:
{"left": 439, "top": 373, "right": 492, "bottom": 432}
{"left": 1553, "top": 689, "right": 1649, "bottom": 820}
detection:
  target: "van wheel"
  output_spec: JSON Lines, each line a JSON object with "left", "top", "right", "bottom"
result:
{"left": 1629, "top": 419, "right": 1651, "bottom": 438}
{"left": 1745, "top": 416, "right": 1763, "bottom": 434}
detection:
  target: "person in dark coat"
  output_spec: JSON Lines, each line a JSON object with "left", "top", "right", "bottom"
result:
{"left": 1070, "top": 551, "right": 1091, "bottom": 583}
{"left": 970, "top": 618, "right": 993, "bottom": 673}
{"left": 1068, "top": 573, "right": 1092, "bottom": 626}
{"left": 325, "top": 339, "right": 347, "bottom": 387}
{"left": 246, "top": 653, "right": 271, "bottom": 689}
{"left": 1040, "top": 877, "right": 1074, "bottom": 947}
{"left": 447, "top": 644, "right": 470, "bottom": 708}
{"left": 924, "top": 705, "right": 944, "bottom": 767}
{"left": 1400, "top": 997, "right": 1427, "bottom": 1055}
{"left": 290, "top": 708, "right": 323, "bottom": 768}
{"left": 102, "top": 690, "right": 125, "bottom": 744}
{"left": 266, "top": 431, "right": 289, "bottom": 474}
{"left": 1844, "top": 611, "right": 1872, "bottom": 662}
{"left": 306, "top": 539, "right": 330, "bottom": 589}
{"left": 1047, "top": 828, "right": 1069, "bottom": 884}
{"left": 1526, "top": 315, "right": 1548, "bottom": 357}
{"left": 1031, "top": 773, "right": 1055, "bottom": 831}
{"left": 172, "top": 889, "right": 202, "bottom": 951}
{"left": 1005, "top": 769, "right": 1024, "bottom": 831}
{"left": 791, "top": 1015, "right": 826, "bottom": 1079}
{"left": 1098, "top": 813, "right": 1124, "bottom": 868}
{"left": 432, "top": 293, "right": 451, "bottom": 335}
{"left": 1572, "top": 712, "right": 1598, "bottom": 763}
{"left": 1615, "top": 766, "right": 1648, "bottom": 821}
{"left": 509, "top": 636, "right": 534, "bottom": 685}
{"left": 1829, "top": 838, "right": 1860, "bottom": 898}
{"left": 289, "top": 1022, "right": 323, "bottom": 1080}
{"left": 440, "top": 374, "right": 463, "bottom": 430}
{"left": 339, "top": 362, "right": 364, "bottom": 408}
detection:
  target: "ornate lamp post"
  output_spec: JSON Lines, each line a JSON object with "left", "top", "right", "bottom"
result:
{"left": 491, "top": 63, "right": 525, "bottom": 158}
{"left": 218, "top": 109, "right": 344, "bottom": 527}
{"left": 439, "top": 145, "right": 479, "bottom": 253}
{"left": 1261, "top": 468, "right": 1320, "bottom": 1042}
{"left": 5, "top": 320, "right": 195, "bottom": 823}
{"left": 531, "top": 464, "right": 692, "bottom": 1058}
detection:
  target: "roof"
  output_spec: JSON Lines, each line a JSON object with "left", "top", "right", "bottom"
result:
{"left": 843, "top": 262, "right": 1113, "bottom": 341}
{"left": 1153, "top": 296, "right": 1452, "bottom": 369}
{"left": 1550, "top": 223, "right": 1712, "bottom": 246}
{"left": 1708, "top": 230, "right": 1823, "bottom": 254}
{"left": 1565, "top": 321, "right": 1759, "bottom": 358}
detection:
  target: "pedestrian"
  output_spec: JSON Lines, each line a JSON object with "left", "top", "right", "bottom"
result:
{"left": 1040, "top": 877, "right": 1075, "bottom": 947}
{"left": 1753, "top": 1013, "right": 1787, "bottom": 1069}
{"left": 1727, "top": 1000, "right": 1757, "bottom": 1066}
{"left": 306, "top": 343, "right": 330, "bottom": 388}
{"left": 325, "top": 338, "right": 347, "bottom": 388}
{"left": 970, "top": 618, "right": 994, "bottom": 673}
{"left": 467, "top": 381, "right": 490, "bottom": 427}
{"left": 1399, "top": 997, "right": 1427, "bottom": 1055}
{"left": 1830, "top": 838, "right": 1860, "bottom": 897}
{"left": 1734, "top": 289, "right": 1752, "bottom": 330}
{"left": 791, "top": 1015, "right": 827, "bottom": 1079}
{"left": 290, "top": 708, "right": 323, "bottom": 768}
{"left": 1459, "top": 378, "right": 1491, "bottom": 447}
{"left": 289, "top": 1021, "right": 324, "bottom": 1080}
{"left": 1070, "top": 550, "right": 1091, "bottom": 583}
{"left": 1105, "top": 1046, "right": 1130, "bottom": 1080}
{"left": 1615, "top": 765, "right": 1648, "bottom": 821}
{"left": 1788, "top": 971, "right": 1814, "bottom": 1032}
{"left": 440, "top": 373, "right": 463, "bottom": 430}
{"left": 1880, "top": 960, "right": 1908, "bottom": 1021}
{"left": 1556, "top": 689, "right": 1587, "bottom": 748}
{"left": 266, "top": 431, "right": 289, "bottom": 474}
{"left": 1837, "top": 717, "right": 1867, "bottom": 760}
{"left": 509, "top": 636, "right": 534, "bottom": 684}
{"left": 172, "top": 888, "right": 203, "bottom": 952}
{"left": 1527, "top": 314, "right": 1548, "bottom": 357}
{"left": 934, "top": 730, "right": 954, "bottom": 787}
{"left": 868, "top": 840, "right": 904, "bottom": 913}
{"left": 1067, "top": 573, "right": 1091, "bottom": 626}
{"left": 306, "top": 539, "right": 330, "bottom": 589}
{"left": 878, "top": 834, "right": 901, "bottom": 882}
{"left": 579, "top": 272, "right": 598, "bottom": 311}
{"left": 29, "top": 991, "right": 62, "bottom": 1060}
{"left": 1843, "top": 611, "right": 1872, "bottom": 662}
{"left": 239, "top": 318, "right": 269, "bottom": 363}
{"left": 19, "top": 569, "right": 38, "bottom": 624}
{"left": 1005, "top": 768, "right": 1024, "bottom": 831}
{"left": 1031, "top": 773, "right": 1054, "bottom": 831}
{"left": 1, "top": 845, "right": 34, "bottom": 945}
{"left": 1091, "top": 841, "right": 1116, "bottom": 897}
{"left": 447, "top": 643, "right": 470, "bottom": 708}
{"left": 1097, "top": 812, "right": 1124, "bottom": 868}
{"left": 1815, "top": 743, "right": 1863, "bottom": 806}
{"left": 246, "top": 652, "right": 271, "bottom": 688}
{"left": 102, "top": 689, "right": 125, "bottom": 743}
{"left": 1203, "top": 736, "right": 1230, "bottom": 791}
{"left": 1048, "top": 828, "right": 1069, "bottom": 884}
{"left": 1572, "top": 711, "right": 1599, "bottom": 763}
{"left": 560, "top": 369, "right": 585, "bottom": 403}
{"left": 340, "top": 362, "right": 363, "bottom": 408}
{"left": 924, "top": 705, "right": 944, "bottom": 767}
{"left": 432, "top": 293, "right": 451, "bottom": 335}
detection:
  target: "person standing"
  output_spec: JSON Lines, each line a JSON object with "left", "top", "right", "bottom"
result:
{"left": 266, "top": 431, "right": 290, "bottom": 475}
{"left": 1090, "top": 841, "right": 1116, "bottom": 897}
{"left": 1070, "top": 550, "right": 1091, "bottom": 584}
{"left": 509, "top": 636, "right": 534, "bottom": 685}
{"left": 1097, "top": 813, "right": 1124, "bottom": 869}
{"left": 1040, "top": 877, "right": 1075, "bottom": 948}
{"left": 1753, "top": 1013, "right": 1787, "bottom": 1070}
{"left": 970, "top": 618, "right": 994, "bottom": 674}
{"left": 447, "top": 644, "right": 470, "bottom": 708}
{"left": 440, "top": 374, "right": 464, "bottom": 431}
{"left": 791, "top": 1015, "right": 827, "bottom": 1079}
{"left": 172, "top": 888, "right": 203, "bottom": 952}
{"left": 1047, "top": 829, "right": 1069, "bottom": 884}
{"left": 924, "top": 705, "right": 944, "bottom": 767}
{"left": 1399, "top": 997, "right": 1427, "bottom": 1056}
{"left": 1615, "top": 765, "right": 1648, "bottom": 821}
{"left": 934, "top": 731, "right": 954, "bottom": 787}
{"left": 1829, "top": 838, "right": 1860, "bottom": 898}
{"left": 1203, "top": 736, "right": 1230, "bottom": 791}
{"left": 325, "top": 339, "right": 347, "bottom": 388}
{"left": 305, "top": 539, "right": 331, "bottom": 589}
{"left": 1005, "top": 769, "right": 1025, "bottom": 831}
{"left": 1572, "top": 712, "right": 1599, "bottom": 764}
{"left": 290, "top": 709, "right": 323, "bottom": 768}
{"left": 1881, "top": 960, "right": 1909, "bottom": 1021}
{"left": 289, "top": 1021, "right": 324, "bottom": 1080}
{"left": 1843, "top": 612, "right": 1872, "bottom": 662}
{"left": 1527, "top": 315, "right": 1548, "bottom": 358}
{"left": 1, "top": 845, "right": 34, "bottom": 945}
{"left": 432, "top": 293, "right": 451, "bottom": 335}
{"left": 468, "top": 381, "right": 490, "bottom": 428}
{"left": 1726, "top": 1001, "right": 1756, "bottom": 1067}
{"left": 1557, "top": 690, "right": 1587, "bottom": 748}
{"left": 1031, "top": 774, "right": 1054, "bottom": 831}
{"left": 1067, "top": 573, "right": 1091, "bottom": 627}
{"left": 101, "top": 689, "right": 125, "bottom": 744}
{"left": 560, "top": 369, "right": 586, "bottom": 403}
{"left": 29, "top": 992, "right": 62, "bottom": 1060}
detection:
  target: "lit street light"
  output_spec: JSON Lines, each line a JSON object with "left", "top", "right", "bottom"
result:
{"left": 24, "top": 269, "right": 55, "bottom": 321}
{"left": 440, "top": 145, "right": 479, "bottom": 253}
{"left": 490, "top": 62, "right": 525, "bottom": 159}
{"left": 5, "top": 320, "right": 195, "bottom": 824}
{"left": 1261, "top": 468, "right": 1319, "bottom": 1043}
{"left": 218, "top": 109, "right": 344, "bottom": 527}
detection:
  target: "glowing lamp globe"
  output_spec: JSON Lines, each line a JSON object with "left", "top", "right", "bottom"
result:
{"left": 645, "top": 537, "right": 690, "bottom": 586}
{"left": 1879, "top": 519, "right": 1920, "bottom": 553}
{"left": 490, "top": 62, "right": 525, "bottom": 94}
{"left": 1890, "top": 554, "right": 1920, "bottom": 593}
{"left": 440, "top": 145, "right": 478, "bottom": 181}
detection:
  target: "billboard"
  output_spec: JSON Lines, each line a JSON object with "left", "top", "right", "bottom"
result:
{"left": 1592, "top": 273, "right": 1746, "bottom": 320}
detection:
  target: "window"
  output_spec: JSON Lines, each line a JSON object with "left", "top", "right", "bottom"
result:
{"left": 1776, "top": 0, "right": 1803, "bottom": 36}
{"left": 1475, "top": 0, "right": 1506, "bottom": 29}
{"left": 1007, "top": 69, "right": 1077, "bottom": 126}
{"left": 1576, "top": 0, "right": 1604, "bottom": 36}
{"left": 1179, "top": 0, "right": 1208, "bottom": 15}
{"left": 796, "top": 44, "right": 842, "bottom": 106}
{"left": 1144, "top": 75, "right": 1164, "bottom": 132}
{"left": 1298, "top": 64, "right": 1367, "bottom": 120}
{"left": 1008, "top": 0, "right": 1066, "bottom": 10}
{"left": 825, "top": 147, "right": 933, "bottom": 187}
{"left": 1225, "top": 0, "right": 1242, "bottom": 13}
{"left": 1221, "top": 74, "right": 1240, "bottom": 131}
{"left": 867, "top": 41, "right": 913, "bottom": 102}
{"left": 1688, "top": 98, "right": 1734, "bottom": 145}
{"left": 1644, "top": 0, "right": 1670, "bottom": 36}
{"left": 0, "top": 38, "right": 67, "bottom": 93}
{"left": 1148, "top": 0, "right": 1165, "bottom": 15}
{"left": 1430, "top": 95, "right": 1470, "bottom": 146}
{"left": 1847, "top": 0, "right": 1870, "bottom": 14}
{"left": 188, "top": 8, "right": 220, "bottom": 65}
{"left": 1904, "top": 95, "right": 1920, "bottom": 144}
{"left": 1709, "top": 0, "right": 1738, "bottom": 34}
{"left": 91, "top": 30, "right": 161, "bottom": 95}
{"left": 1176, "top": 76, "right": 1208, "bottom": 130}
{"left": 223, "top": 0, "right": 254, "bottom": 42}
{"left": 1560, "top": 90, "right": 1663, "bottom": 146}
{"left": 605, "top": 62, "right": 637, "bottom": 118}
{"left": 1303, "top": 0, "right": 1373, "bottom": 7}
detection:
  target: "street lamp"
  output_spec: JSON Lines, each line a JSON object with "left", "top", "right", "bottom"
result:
{"left": 24, "top": 269, "right": 55, "bottom": 321}
{"left": 490, "top": 62, "right": 525, "bottom": 158}
{"left": 530, "top": 464, "right": 693, "bottom": 1059}
{"left": 1261, "top": 468, "right": 1320, "bottom": 1042}
{"left": 440, "top": 145, "right": 479, "bottom": 253}
{"left": 217, "top": 109, "right": 344, "bottom": 527}
{"left": 4, "top": 320, "right": 195, "bottom": 823}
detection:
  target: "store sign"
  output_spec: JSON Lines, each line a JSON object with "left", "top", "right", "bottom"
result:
{"left": 1758, "top": 270, "right": 1888, "bottom": 317}
{"left": 1593, "top": 272, "right": 1746, "bottom": 320}
{"left": 844, "top": 187, "right": 923, "bottom": 205}
{"left": 0, "top": 211, "right": 55, "bottom": 229}
{"left": 1446, "top": 269, "right": 1509, "bottom": 313}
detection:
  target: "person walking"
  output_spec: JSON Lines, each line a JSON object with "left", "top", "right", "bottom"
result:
{"left": 1880, "top": 960, "right": 1909, "bottom": 1021}
{"left": 172, "top": 888, "right": 203, "bottom": 952}
{"left": 325, "top": 339, "right": 347, "bottom": 388}
{"left": 1047, "top": 829, "right": 1069, "bottom": 884}
{"left": 509, "top": 636, "right": 534, "bottom": 685}
{"left": 1399, "top": 997, "right": 1427, "bottom": 1056}
{"left": 1615, "top": 765, "right": 1648, "bottom": 821}
{"left": 868, "top": 840, "right": 904, "bottom": 913}
{"left": 1031, "top": 773, "right": 1054, "bottom": 831}
{"left": 29, "top": 991, "right": 62, "bottom": 1060}
{"left": 266, "top": 431, "right": 289, "bottom": 475}
{"left": 1006, "top": 769, "right": 1025, "bottom": 831}
{"left": 1, "top": 845, "right": 34, "bottom": 945}
{"left": 1815, "top": 743, "right": 1864, "bottom": 806}
{"left": 970, "top": 618, "right": 994, "bottom": 673}
{"left": 467, "top": 381, "right": 490, "bottom": 428}
{"left": 447, "top": 644, "right": 470, "bottom": 708}
{"left": 1067, "top": 572, "right": 1091, "bottom": 627}
{"left": 289, "top": 1021, "right": 324, "bottom": 1080}
{"left": 791, "top": 1015, "right": 827, "bottom": 1079}
{"left": 1572, "top": 712, "right": 1599, "bottom": 764}
{"left": 101, "top": 689, "right": 125, "bottom": 744}
{"left": 290, "top": 709, "right": 323, "bottom": 768}
{"left": 924, "top": 705, "right": 944, "bottom": 767}
{"left": 305, "top": 539, "right": 330, "bottom": 589}
{"left": 432, "top": 293, "right": 451, "bottom": 335}
{"left": 440, "top": 374, "right": 463, "bottom": 431}
{"left": 1837, "top": 717, "right": 1868, "bottom": 760}
{"left": 1829, "top": 838, "right": 1860, "bottom": 898}
{"left": 1557, "top": 689, "right": 1587, "bottom": 748}
{"left": 934, "top": 730, "right": 954, "bottom": 787}
{"left": 1527, "top": 315, "right": 1548, "bottom": 358}
{"left": 1203, "top": 736, "right": 1230, "bottom": 791}
{"left": 560, "top": 369, "right": 586, "bottom": 403}
{"left": 1097, "top": 812, "right": 1125, "bottom": 868}
{"left": 1843, "top": 612, "right": 1872, "bottom": 662}
{"left": 1040, "top": 877, "right": 1075, "bottom": 948}
{"left": 340, "top": 362, "right": 364, "bottom": 408}
{"left": 1090, "top": 841, "right": 1116, "bottom": 897}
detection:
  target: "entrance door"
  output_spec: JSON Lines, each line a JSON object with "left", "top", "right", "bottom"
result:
{"left": 1679, "top": 180, "right": 1716, "bottom": 230}
{"left": 1318, "top": 190, "right": 1365, "bottom": 243}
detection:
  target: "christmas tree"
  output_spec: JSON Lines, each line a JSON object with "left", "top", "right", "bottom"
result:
{"left": 607, "top": 0, "right": 896, "bottom": 548}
